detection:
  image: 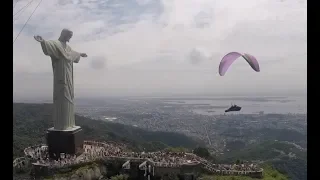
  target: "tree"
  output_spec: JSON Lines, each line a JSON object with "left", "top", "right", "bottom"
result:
{"left": 193, "top": 147, "right": 210, "bottom": 159}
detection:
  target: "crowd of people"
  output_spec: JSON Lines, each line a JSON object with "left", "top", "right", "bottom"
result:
{"left": 217, "top": 163, "right": 261, "bottom": 172}
{"left": 13, "top": 157, "right": 30, "bottom": 172}
{"left": 18, "top": 141, "right": 201, "bottom": 169}
{"left": 24, "top": 144, "right": 48, "bottom": 160}
{"left": 15, "top": 141, "right": 262, "bottom": 174}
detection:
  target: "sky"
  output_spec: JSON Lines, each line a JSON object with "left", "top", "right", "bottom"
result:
{"left": 13, "top": 0, "right": 307, "bottom": 99}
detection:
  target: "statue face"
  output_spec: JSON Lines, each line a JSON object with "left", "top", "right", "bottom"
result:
{"left": 60, "top": 29, "right": 73, "bottom": 42}
{"left": 65, "top": 32, "right": 73, "bottom": 42}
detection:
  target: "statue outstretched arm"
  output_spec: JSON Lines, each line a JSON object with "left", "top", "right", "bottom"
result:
{"left": 34, "top": 35, "right": 49, "bottom": 56}
{"left": 80, "top": 53, "right": 87, "bottom": 57}
{"left": 72, "top": 52, "right": 87, "bottom": 63}
{"left": 34, "top": 35, "right": 44, "bottom": 43}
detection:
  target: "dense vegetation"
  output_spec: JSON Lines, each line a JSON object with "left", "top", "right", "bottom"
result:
{"left": 220, "top": 141, "right": 306, "bottom": 180}
{"left": 193, "top": 147, "right": 211, "bottom": 158}
{"left": 221, "top": 128, "right": 306, "bottom": 148}
{"left": 13, "top": 103, "right": 201, "bottom": 159}
{"left": 13, "top": 103, "right": 299, "bottom": 180}
{"left": 201, "top": 165, "right": 287, "bottom": 180}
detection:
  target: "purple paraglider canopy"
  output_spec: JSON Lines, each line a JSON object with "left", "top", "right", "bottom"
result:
{"left": 219, "top": 52, "right": 260, "bottom": 76}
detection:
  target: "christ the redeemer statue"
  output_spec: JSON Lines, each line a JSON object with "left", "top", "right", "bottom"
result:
{"left": 34, "top": 29, "right": 87, "bottom": 130}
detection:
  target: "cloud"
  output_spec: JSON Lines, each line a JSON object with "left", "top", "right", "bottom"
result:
{"left": 13, "top": 0, "right": 307, "bottom": 98}
{"left": 90, "top": 56, "right": 107, "bottom": 70}
{"left": 188, "top": 47, "right": 212, "bottom": 65}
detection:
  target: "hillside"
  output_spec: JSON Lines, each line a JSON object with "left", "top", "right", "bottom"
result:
{"left": 13, "top": 103, "right": 293, "bottom": 180}
{"left": 13, "top": 103, "right": 201, "bottom": 159}
{"left": 201, "top": 165, "right": 288, "bottom": 180}
{"left": 220, "top": 141, "right": 307, "bottom": 180}
{"left": 221, "top": 128, "right": 306, "bottom": 148}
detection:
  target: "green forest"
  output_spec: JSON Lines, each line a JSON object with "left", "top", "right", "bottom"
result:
{"left": 13, "top": 103, "right": 305, "bottom": 180}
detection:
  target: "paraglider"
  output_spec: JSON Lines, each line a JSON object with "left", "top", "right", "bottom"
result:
{"left": 225, "top": 104, "right": 242, "bottom": 113}
{"left": 219, "top": 52, "right": 260, "bottom": 76}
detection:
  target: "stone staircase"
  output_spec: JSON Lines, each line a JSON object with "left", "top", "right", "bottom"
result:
{"left": 198, "top": 159, "right": 217, "bottom": 173}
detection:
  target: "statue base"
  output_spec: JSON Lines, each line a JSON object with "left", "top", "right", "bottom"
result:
{"left": 46, "top": 126, "right": 84, "bottom": 160}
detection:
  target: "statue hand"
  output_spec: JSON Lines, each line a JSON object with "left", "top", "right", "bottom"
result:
{"left": 80, "top": 53, "right": 88, "bottom": 57}
{"left": 34, "top": 35, "right": 44, "bottom": 43}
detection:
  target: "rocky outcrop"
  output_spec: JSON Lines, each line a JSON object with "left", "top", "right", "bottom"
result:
{"left": 93, "top": 166, "right": 101, "bottom": 178}
{"left": 52, "top": 163, "right": 106, "bottom": 180}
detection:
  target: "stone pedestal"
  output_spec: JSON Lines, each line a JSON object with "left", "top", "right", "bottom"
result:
{"left": 46, "top": 126, "right": 84, "bottom": 160}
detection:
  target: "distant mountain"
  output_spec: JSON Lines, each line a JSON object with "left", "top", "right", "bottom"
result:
{"left": 221, "top": 127, "right": 307, "bottom": 149}
{"left": 220, "top": 140, "right": 307, "bottom": 180}
{"left": 13, "top": 103, "right": 201, "bottom": 159}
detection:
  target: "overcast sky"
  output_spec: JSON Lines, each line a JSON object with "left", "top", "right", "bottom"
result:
{"left": 13, "top": 0, "right": 307, "bottom": 99}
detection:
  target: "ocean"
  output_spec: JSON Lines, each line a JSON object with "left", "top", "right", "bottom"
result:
{"left": 160, "top": 95, "right": 307, "bottom": 115}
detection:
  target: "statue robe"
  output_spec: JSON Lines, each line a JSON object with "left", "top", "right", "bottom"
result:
{"left": 41, "top": 40, "right": 81, "bottom": 130}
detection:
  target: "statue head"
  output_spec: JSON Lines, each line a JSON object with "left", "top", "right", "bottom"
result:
{"left": 59, "top": 28, "right": 73, "bottom": 42}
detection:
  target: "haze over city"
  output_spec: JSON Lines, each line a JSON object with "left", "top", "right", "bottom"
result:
{"left": 13, "top": 0, "right": 307, "bottom": 99}
{"left": 13, "top": 1, "right": 307, "bottom": 179}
